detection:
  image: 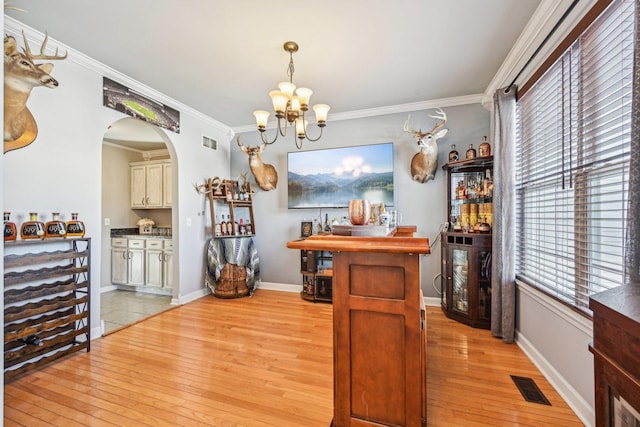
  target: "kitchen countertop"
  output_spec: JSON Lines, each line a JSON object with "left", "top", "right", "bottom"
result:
{"left": 112, "top": 235, "right": 172, "bottom": 239}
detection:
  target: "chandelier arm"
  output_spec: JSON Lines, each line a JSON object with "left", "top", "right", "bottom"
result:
{"left": 260, "top": 131, "right": 277, "bottom": 145}
{"left": 295, "top": 135, "right": 304, "bottom": 150}
{"left": 303, "top": 125, "right": 324, "bottom": 142}
{"left": 261, "top": 117, "right": 283, "bottom": 145}
{"left": 278, "top": 119, "right": 290, "bottom": 137}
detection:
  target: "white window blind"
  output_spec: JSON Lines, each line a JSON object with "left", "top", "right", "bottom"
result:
{"left": 515, "top": 0, "right": 634, "bottom": 314}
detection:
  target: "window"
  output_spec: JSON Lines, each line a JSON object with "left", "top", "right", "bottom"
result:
{"left": 515, "top": 0, "right": 634, "bottom": 314}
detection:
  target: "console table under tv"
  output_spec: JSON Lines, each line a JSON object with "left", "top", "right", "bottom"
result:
{"left": 287, "top": 228, "right": 430, "bottom": 426}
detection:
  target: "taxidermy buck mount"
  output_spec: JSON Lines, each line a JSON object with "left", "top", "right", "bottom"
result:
{"left": 404, "top": 108, "right": 448, "bottom": 183}
{"left": 236, "top": 136, "right": 278, "bottom": 191}
{"left": 4, "top": 30, "right": 67, "bottom": 154}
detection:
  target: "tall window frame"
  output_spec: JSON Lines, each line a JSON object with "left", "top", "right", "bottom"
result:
{"left": 515, "top": 0, "right": 634, "bottom": 315}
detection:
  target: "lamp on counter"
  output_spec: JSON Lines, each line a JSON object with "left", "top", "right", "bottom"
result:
{"left": 252, "top": 41, "right": 330, "bottom": 150}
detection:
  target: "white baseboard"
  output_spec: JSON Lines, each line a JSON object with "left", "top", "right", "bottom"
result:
{"left": 258, "top": 281, "right": 301, "bottom": 293}
{"left": 516, "top": 332, "right": 594, "bottom": 427}
{"left": 90, "top": 326, "right": 103, "bottom": 341}
{"left": 100, "top": 285, "right": 117, "bottom": 293}
{"left": 424, "top": 296, "right": 441, "bottom": 307}
{"left": 177, "top": 287, "right": 210, "bottom": 305}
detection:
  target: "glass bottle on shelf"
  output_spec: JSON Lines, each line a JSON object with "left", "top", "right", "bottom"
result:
{"left": 4, "top": 212, "right": 17, "bottom": 242}
{"left": 226, "top": 214, "right": 233, "bottom": 235}
{"left": 45, "top": 212, "right": 67, "bottom": 238}
{"left": 239, "top": 218, "right": 245, "bottom": 235}
{"left": 21, "top": 212, "right": 45, "bottom": 240}
{"left": 465, "top": 144, "right": 477, "bottom": 160}
{"left": 484, "top": 169, "right": 494, "bottom": 198}
{"left": 66, "top": 213, "right": 85, "bottom": 237}
{"left": 456, "top": 180, "right": 467, "bottom": 199}
{"left": 479, "top": 136, "right": 491, "bottom": 157}
{"left": 220, "top": 215, "right": 227, "bottom": 236}
{"left": 448, "top": 144, "right": 459, "bottom": 162}
{"left": 214, "top": 215, "right": 222, "bottom": 237}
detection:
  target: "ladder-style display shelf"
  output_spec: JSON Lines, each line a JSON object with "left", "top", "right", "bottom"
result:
{"left": 4, "top": 238, "right": 91, "bottom": 382}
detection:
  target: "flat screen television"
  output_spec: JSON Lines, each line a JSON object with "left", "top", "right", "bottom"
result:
{"left": 287, "top": 142, "right": 394, "bottom": 209}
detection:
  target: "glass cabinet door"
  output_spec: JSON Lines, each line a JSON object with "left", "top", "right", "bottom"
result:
{"left": 451, "top": 248, "right": 469, "bottom": 315}
{"left": 478, "top": 250, "right": 492, "bottom": 321}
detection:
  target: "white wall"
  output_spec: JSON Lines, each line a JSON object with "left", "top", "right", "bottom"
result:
{"left": 232, "top": 104, "right": 491, "bottom": 298}
{"left": 3, "top": 19, "right": 232, "bottom": 338}
{"left": 516, "top": 283, "right": 595, "bottom": 425}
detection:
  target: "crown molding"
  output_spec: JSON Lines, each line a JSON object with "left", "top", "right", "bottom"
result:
{"left": 5, "top": 17, "right": 233, "bottom": 135}
{"left": 482, "top": 0, "right": 598, "bottom": 109}
{"left": 232, "top": 94, "right": 484, "bottom": 134}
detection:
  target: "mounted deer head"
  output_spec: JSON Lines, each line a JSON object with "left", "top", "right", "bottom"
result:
{"left": 403, "top": 107, "right": 448, "bottom": 183}
{"left": 4, "top": 30, "right": 67, "bottom": 153}
{"left": 237, "top": 136, "right": 278, "bottom": 191}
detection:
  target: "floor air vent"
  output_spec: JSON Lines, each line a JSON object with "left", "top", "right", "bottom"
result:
{"left": 511, "top": 375, "right": 551, "bottom": 405}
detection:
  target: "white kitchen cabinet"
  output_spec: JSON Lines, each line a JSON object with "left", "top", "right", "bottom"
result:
{"left": 130, "top": 160, "right": 171, "bottom": 209}
{"left": 111, "top": 238, "right": 128, "bottom": 285}
{"left": 145, "top": 239, "right": 173, "bottom": 289}
{"left": 145, "top": 240, "right": 164, "bottom": 288}
{"left": 111, "top": 237, "right": 147, "bottom": 287}
{"left": 127, "top": 239, "right": 145, "bottom": 286}
{"left": 111, "top": 237, "right": 173, "bottom": 292}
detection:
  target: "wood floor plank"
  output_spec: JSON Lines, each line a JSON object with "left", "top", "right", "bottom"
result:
{"left": 4, "top": 290, "right": 584, "bottom": 426}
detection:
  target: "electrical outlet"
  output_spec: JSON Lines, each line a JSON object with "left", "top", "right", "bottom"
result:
{"left": 104, "top": 218, "right": 110, "bottom": 226}
{"left": 186, "top": 217, "right": 192, "bottom": 227}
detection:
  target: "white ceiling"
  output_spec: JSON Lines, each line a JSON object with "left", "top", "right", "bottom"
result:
{"left": 6, "top": 0, "right": 543, "bottom": 147}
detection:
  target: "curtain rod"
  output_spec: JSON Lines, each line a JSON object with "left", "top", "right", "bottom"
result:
{"left": 506, "top": 0, "right": 580, "bottom": 93}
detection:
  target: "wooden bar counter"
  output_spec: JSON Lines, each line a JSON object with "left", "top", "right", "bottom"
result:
{"left": 287, "top": 228, "right": 430, "bottom": 427}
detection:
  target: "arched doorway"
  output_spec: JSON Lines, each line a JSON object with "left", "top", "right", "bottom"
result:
{"left": 100, "top": 118, "right": 178, "bottom": 334}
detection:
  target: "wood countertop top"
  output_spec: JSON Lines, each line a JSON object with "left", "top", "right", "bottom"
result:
{"left": 286, "top": 231, "right": 430, "bottom": 254}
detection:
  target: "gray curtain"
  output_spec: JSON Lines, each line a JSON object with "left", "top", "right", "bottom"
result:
{"left": 491, "top": 86, "right": 517, "bottom": 342}
{"left": 626, "top": 0, "right": 640, "bottom": 284}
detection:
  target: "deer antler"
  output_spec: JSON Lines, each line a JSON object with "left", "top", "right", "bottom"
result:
{"left": 428, "top": 107, "right": 447, "bottom": 135}
{"left": 22, "top": 30, "right": 67, "bottom": 61}
{"left": 403, "top": 114, "right": 429, "bottom": 141}
{"left": 404, "top": 108, "right": 447, "bottom": 142}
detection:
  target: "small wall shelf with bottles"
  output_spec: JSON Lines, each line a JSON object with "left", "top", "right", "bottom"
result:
{"left": 441, "top": 154, "right": 493, "bottom": 329}
{"left": 203, "top": 178, "right": 255, "bottom": 237}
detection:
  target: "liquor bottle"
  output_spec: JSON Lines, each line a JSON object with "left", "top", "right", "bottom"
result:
{"left": 484, "top": 169, "right": 494, "bottom": 198}
{"left": 234, "top": 217, "right": 239, "bottom": 235}
{"left": 448, "top": 144, "right": 459, "bottom": 162}
{"left": 456, "top": 180, "right": 467, "bottom": 199}
{"left": 239, "top": 218, "right": 245, "bottom": 235}
{"left": 465, "top": 144, "right": 477, "bottom": 160}
{"left": 220, "top": 216, "right": 227, "bottom": 236}
{"left": 45, "top": 212, "right": 67, "bottom": 238}
{"left": 324, "top": 213, "right": 330, "bottom": 232}
{"left": 479, "top": 136, "right": 491, "bottom": 157}
{"left": 214, "top": 215, "right": 222, "bottom": 237}
{"left": 245, "top": 217, "right": 252, "bottom": 235}
{"left": 21, "top": 212, "right": 45, "bottom": 240}
{"left": 226, "top": 214, "right": 233, "bottom": 235}
{"left": 4, "top": 212, "right": 17, "bottom": 242}
{"left": 66, "top": 213, "right": 86, "bottom": 237}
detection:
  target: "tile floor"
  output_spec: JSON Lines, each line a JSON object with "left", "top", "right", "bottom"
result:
{"left": 101, "top": 289, "right": 173, "bottom": 334}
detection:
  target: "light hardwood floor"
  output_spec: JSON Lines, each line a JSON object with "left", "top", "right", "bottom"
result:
{"left": 4, "top": 290, "right": 584, "bottom": 426}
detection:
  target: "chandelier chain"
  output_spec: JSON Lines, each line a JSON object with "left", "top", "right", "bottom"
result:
{"left": 287, "top": 52, "right": 295, "bottom": 83}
